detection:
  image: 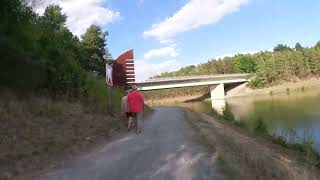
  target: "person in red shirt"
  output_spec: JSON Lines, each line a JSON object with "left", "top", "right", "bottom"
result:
{"left": 127, "top": 85, "right": 144, "bottom": 133}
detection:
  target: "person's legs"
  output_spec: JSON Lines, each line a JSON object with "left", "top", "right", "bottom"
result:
{"left": 128, "top": 117, "right": 133, "bottom": 131}
{"left": 130, "top": 113, "right": 139, "bottom": 134}
{"left": 136, "top": 113, "right": 142, "bottom": 133}
{"left": 127, "top": 113, "right": 133, "bottom": 131}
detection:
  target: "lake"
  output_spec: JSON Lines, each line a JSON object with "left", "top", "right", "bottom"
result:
{"left": 149, "top": 91, "right": 320, "bottom": 151}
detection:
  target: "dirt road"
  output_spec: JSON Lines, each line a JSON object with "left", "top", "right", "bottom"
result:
{"left": 28, "top": 107, "right": 226, "bottom": 180}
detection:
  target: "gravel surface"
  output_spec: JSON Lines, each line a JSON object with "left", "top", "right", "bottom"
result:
{"left": 29, "top": 107, "right": 223, "bottom": 180}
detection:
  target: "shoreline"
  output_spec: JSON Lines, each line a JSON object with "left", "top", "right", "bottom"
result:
{"left": 183, "top": 108, "right": 320, "bottom": 179}
{"left": 227, "top": 79, "right": 320, "bottom": 98}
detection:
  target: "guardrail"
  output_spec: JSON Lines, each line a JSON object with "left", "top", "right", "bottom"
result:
{"left": 138, "top": 73, "right": 250, "bottom": 83}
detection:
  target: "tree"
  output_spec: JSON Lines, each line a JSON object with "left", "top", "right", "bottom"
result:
{"left": 81, "top": 25, "right": 110, "bottom": 76}
{"left": 233, "top": 55, "right": 257, "bottom": 73}
{"left": 273, "top": 44, "right": 291, "bottom": 52}
{"left": 315, "top": 41, "right": 320, "bottom": 48}
{"left": 40, "top": 5, "right": 67, "bottom": 32}
{"left": 295, "top": 42, "right": 303, "bottom": 51}
{"left": 35, "top": 4, "right": 88, "bottom": 97}
{"left": 0, "top": 1, "right": 118, "bottom": 100}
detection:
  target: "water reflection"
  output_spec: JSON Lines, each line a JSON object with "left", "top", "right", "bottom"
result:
{"left": 227, "top": 91, "right": 320, "bottom": 152}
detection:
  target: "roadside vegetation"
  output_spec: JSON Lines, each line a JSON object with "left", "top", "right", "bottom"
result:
{"left": 272, "top": 129, "right": 320, "bottom": 168}
{"left": 1, "top": 0, "right": 113, "bottom": 98}
{"left": 0, "top": 0, "right": 124, "bottom": 178}
{"left": 205, "top": 102, "right": 320, "bottom": 168}
{"left": 185, "top": 109, "right": 320, "bottom": 180}
{"left": 154, "top": 42, "right": 320, "bottom": 88}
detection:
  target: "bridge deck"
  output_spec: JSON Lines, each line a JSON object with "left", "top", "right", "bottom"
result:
{"left": 136, "top": 74, "right": 250, "bottom": 91}
{"left": 138, "top": 74, "right": 249, "bottom": 83}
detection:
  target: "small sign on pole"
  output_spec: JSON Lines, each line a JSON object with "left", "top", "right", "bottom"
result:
{"left": 106, "top": 64, "right": 113, "bottom": 86}
{"left": 106, "top": 64, "right": 113, "bottom": 113}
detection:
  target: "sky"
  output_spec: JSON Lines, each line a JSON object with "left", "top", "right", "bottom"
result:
{"left": 36, "top": 0, "right": 320, "bottom": 81}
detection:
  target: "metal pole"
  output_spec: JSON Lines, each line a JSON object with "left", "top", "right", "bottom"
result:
{"left": 108, "top": 86, "right": 112, "bottom": 113}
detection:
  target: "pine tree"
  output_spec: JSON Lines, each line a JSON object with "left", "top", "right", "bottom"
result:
{"left": 295, "top": 42, "right": 303, "bottom": 51}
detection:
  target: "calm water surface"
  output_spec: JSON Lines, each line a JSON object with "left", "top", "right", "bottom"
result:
{"left": 150, "top": 91, "right": 320, "bottom": 151}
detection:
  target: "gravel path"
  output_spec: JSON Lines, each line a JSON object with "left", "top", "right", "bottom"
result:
{"left": 32, "top": 107, "right": 223, "bottom": 180}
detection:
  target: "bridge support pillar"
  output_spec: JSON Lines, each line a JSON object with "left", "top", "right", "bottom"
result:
{"left": 210, "top": 83, "right": 226, "bottom": 115}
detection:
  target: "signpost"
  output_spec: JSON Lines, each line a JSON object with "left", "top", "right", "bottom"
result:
{"left": 106, "top": 64, "right": 113, "bottom": 113}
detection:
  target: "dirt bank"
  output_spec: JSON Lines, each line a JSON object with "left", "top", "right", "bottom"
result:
{"left": 228, "top": 79, "right": 320, "bottom": 98}
{"left": 0, "top": 95, "right": 128, "bottom": 180}
{"left": 185, "top": 109, "right": 320, "bottom": 180}
{"left": 142, "top": 86, "right": 209, "bottom": 104}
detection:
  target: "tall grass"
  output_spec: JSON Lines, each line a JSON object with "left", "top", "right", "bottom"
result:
{"left": 272, "top": 128, "right": 320, "bottom": 167}
{"left": 253, "top": 117, "right": 268, "bottom": 134}
{"left": 80, "top": 74, "right": 123, "bottom": 113}
{"left": 222, "top": 104, "right": 235, "bottom": 122}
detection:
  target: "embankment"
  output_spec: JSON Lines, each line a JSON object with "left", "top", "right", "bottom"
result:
{"left": 142, "top": 86, "right": 209, "bottom": 104}
{"left": 0, "top": 94, "right": 126, "bottom": 179}
{"left": 184, "top": 109, "right": 320, "bottom": 180}
{"left": 227, "top": 79, "right": 320, "bottom": 98}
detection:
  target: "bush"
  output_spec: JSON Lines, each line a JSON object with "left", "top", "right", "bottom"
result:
{"left": 234, "top": 119, "right": 247, "bottom": 127}
{"left": 0, "top": 37, "right": 47, "bottom": 93}
{"left": 249, "top": 78, "right": 263, "bottom": 88}
{"left": 80, "top": 74, "right": 123, "bottom": 113}
{"left": 0, "top": 0, "right": 114, "bottom": 100}
{"left": 223, "top": 104, "right": 235, "bottom": 122}
{"left": 253, "top": 117, "right": 268, "bottom": 134}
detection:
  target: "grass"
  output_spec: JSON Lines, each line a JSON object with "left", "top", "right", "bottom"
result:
{"left": 222, "top": 104, "right": 235, "bottom": 122}
{"left": 209, "top": 103, "right": 268, "bottom": 134}
{"left": 183, "top": 110, "right": 243, "bottom": 179}
{"left": 272, "top": 129, "right": 320, "bottom": 167}
{"left": 272, "top": 136, "right": 320, "bottom": 165}
{"left": 253, "top": 117, "right": 268, "bottom": 134}
{"left": 246, "top": 79, "right": 320, "bottom": 97}
{"left": 0, "top": 90, "right": 126, "bottom": 178}
{"left": 79, "top": 74, "right": 123, "bottom": 113}
{"left": 207, "top": 102, "right": 320, "bottom": 168}
{"left": 183, "top": 110, "right": 215, "bottom": 153}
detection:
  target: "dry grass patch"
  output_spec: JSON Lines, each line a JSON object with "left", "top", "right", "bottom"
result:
{"left": 0, "top": 95, "right": 125, "bottom": 179}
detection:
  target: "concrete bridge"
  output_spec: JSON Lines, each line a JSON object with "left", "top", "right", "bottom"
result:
{"left": 136, "top": 74, "right": 250, "bottom": 114}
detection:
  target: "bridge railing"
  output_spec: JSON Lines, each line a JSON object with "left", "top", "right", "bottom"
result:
{"left": 138, "top": 73, "right": 250, "bottom": 83}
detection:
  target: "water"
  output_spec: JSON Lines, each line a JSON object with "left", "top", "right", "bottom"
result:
{"left": 149, "top": 91, "right": 320, "bottom": 152}
{"left": 227, "top": 91, "right": 320, "bottom": 151}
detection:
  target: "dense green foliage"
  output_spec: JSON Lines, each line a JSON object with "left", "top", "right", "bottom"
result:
{"left": 154, "top": 43, "right": 320, "bottom": 88}
{"left": 0, "top": 0, "right": 116, "bottom": 104}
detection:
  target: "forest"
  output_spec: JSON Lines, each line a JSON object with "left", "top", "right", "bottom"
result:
{"left": 154, "top": 42, "right": 320, "bottom": 88}
{"left": 0, "top": 0, "right": 114, "bottom": 101}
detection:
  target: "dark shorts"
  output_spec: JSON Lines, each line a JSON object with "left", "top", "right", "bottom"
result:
{"left": 126, "top": 112, "right": 137, "bottom": 118}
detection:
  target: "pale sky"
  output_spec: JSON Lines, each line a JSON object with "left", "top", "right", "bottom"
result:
{"left": 36, "top": 0, "right": 320, "bottom": 80}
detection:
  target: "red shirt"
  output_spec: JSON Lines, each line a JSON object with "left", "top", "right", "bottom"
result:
{"left": 127, "top": 91, "right": 144, "bottom": 113}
